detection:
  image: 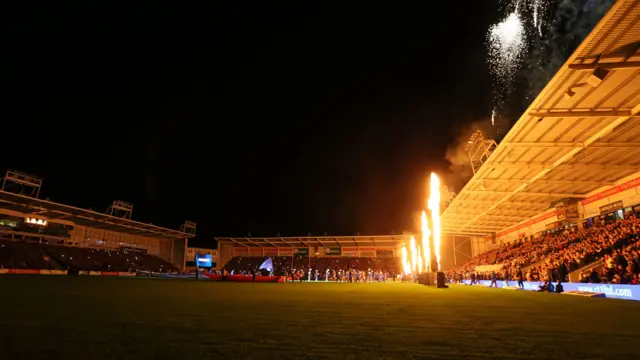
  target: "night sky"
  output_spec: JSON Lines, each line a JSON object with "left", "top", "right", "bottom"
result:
{"left": 5, "top": 2, "right": 503, "bottom": 246}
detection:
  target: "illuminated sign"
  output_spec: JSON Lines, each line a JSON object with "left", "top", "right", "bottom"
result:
{"left": 25, "top": 217, "right": 47, "bottom": 226}
{"left": 195, "top": 253, "right": 213, "bottom": 268}
{"left": 599, "top": 200, "right": 624, "bottom": 215}
{"left": 187, "top": 247, "right": 217, "bottom": 262}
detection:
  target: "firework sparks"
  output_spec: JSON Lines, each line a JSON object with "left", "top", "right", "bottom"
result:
{"left": 487, "top": 11, "right": 527, "bottom": 85}
{"left": 530, "top": 0, "right": 551, "bottom": 37}
{"left": 488, "top": 0, "right": 552, "bottom": 128}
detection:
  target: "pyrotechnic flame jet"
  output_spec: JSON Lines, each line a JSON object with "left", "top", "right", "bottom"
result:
{"left": 428, "top": 173, "right": 442, "bottom": 271}
{"left": 421, "top": 210, "right": 430, "bottom": 272}
{"left": 410, "top": 236, "right": 418, "bottom": 274}
{"left": 401, "top": 246, "right": 411, "bottom": 275}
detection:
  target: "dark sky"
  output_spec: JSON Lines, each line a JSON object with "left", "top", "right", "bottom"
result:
{"left": 5, "top": 2, "right": 500, "bottom": 246}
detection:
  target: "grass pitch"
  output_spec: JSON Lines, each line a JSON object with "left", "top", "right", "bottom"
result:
{"left": 1, "top": 277, "right": 639, "bottom": 360}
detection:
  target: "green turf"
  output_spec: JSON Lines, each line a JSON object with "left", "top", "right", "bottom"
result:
{"left": 0, "top": 276, "right": 638, "bottom": 360}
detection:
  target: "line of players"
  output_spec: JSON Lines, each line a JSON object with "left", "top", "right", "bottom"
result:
{"left": 287, "top": 268, "right": 398, "bottom": 282}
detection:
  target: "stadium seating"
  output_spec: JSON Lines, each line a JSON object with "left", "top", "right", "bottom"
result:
{"left": 0, "top": 239, "right": 178, "bottom": 273}
{"left": 447, "top": 212, "right": 640, "bottom": 284}
{"left": 0, "top": 240, "right": 52, "bottom": 269}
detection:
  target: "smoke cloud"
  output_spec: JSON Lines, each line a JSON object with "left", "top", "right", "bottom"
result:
{"left": 444, "top": 118, "right": 494, "bottom": 192}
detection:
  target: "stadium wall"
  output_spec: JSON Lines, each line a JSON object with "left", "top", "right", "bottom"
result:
{"left": 217, "top": 241, "right": 399, "bottom": 269}
{"left": 217, "top": 242, "right": 234, "bottom": 269}
{"left": 471, "top": 237, "right": 488, "bottom": 257}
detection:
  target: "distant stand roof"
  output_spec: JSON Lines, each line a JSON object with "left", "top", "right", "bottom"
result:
{"left": 216, "top": 235, "right": 409, "bottom": 248}
{"left": 0, "top": 190, "right": 192, "bottom": 240}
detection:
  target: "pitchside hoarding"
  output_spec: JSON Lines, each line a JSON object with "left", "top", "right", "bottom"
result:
{"left": 461, "top": 280, "right": 639, "bottom": 301}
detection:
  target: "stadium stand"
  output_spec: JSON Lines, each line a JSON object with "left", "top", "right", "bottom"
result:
{"left": 0, "top": 240, "right": 51, "bottom": 270}
{"left": 441, "top": 0, "right": 640, "bottom": 294}
{"left": 216, "top": 236, "right": 406, "bottom": 280}
{"left": 0, "top": 169, "right": 193, "bottom": 274}
{"left": 447, "top": 211, "right": 640, "bottom": 283}
{"left": 0, "top": 239, "right": 179, "bottom": 272}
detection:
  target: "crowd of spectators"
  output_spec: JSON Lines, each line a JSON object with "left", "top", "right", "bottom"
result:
{"left": 447, "top": 212, "right": 640, "bottom": 284}
{"left": 579, "top": 235, "right": 640, "bottom": 284}
{"left": 0, "top": 239, "right": 178, "bottom": 273}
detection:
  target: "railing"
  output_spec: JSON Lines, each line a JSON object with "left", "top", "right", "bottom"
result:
{"left": 568, "top": 259, "right": 604, "bottom": 283}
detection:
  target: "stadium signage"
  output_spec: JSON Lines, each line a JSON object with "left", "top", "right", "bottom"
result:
{"left": 599, "top": 200, "right": 624, "bottom": 215}
{"left": 294, "top": 248, "right": 309, "bottom": 256}
{"left": 325, "top": 247, "right": 342, "bottom": 256}
{"left": 342, "top": 247, "right": 359, "bottom": 257}
{"left": 461, "top": 280, "right": 639, "bottom": 301}
{"left": 25, "top": 217, "right": 47, "bottom": 226}
{"left": 195, "top": 253, "right": 213, "bottom": 268}
{"left": 565, "top": 203, "right": 579, "bottom": 220}
{"left": 187, "top": 247, "right": 217, "bottom": 262}
{"left": 375, "top": 249, "right": 393, "bottom": 258}
{"left": 582, "top": 177, "right": 640, "bottom": 206}
{"left": 278, "top": 248, "right": 293, "bottom": 256}
{"left": 496, "top": 211, "right": 557, "bottom": 237}
{"left": 556, "top": 204, "right": 566, "bottom": 221}
{"left": 120, "top": 246, "right": 147, "bottom": 254}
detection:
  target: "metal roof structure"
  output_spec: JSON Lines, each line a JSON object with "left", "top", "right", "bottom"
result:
{"left": 0, "top": 190, "right": 192, "bottom": 240}
{"left": 442, "top": 0, "right": 640, "bottom": 236}
{"left": 216, "top": 235, "right": 408, "bottom": 248}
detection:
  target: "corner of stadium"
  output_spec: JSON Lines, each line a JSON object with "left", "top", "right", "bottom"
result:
{"left": 0, "top": 169, "right": 194, "bottom": 275}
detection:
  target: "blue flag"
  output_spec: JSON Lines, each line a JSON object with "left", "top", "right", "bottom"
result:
{"left": 259, "top": 257, "right": 273, "bottom": 272}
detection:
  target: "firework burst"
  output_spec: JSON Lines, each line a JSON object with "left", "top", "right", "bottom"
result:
{"left": 487, "top": 0, "right": 552, "bottom": 130}
{"left": 487, "top": 11, "right": 527, "bottom": 89}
